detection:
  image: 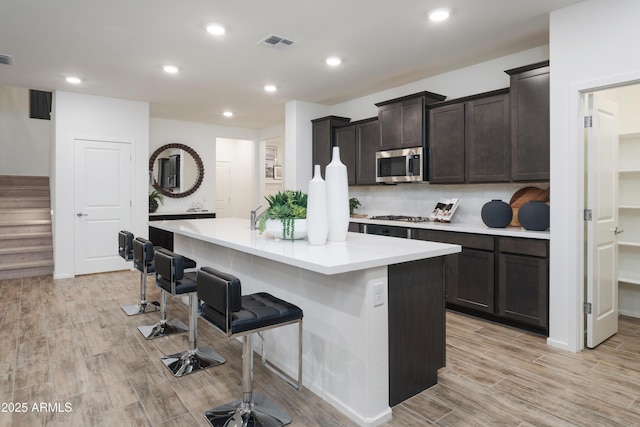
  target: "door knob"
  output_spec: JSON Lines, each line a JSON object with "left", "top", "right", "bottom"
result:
{"left": 76, "top": 212, "right": 88, "bottom": 217}
{"left": 610, "top": 227, "right": 624, "bottom": 235}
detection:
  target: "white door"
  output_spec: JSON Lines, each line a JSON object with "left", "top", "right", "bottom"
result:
{"left": 216, "top": 161, "right": 231, "bottom": 218}
{"left": 74, "top": 139, "right": 132, "bottom": 275}
{"left": 586, "top": 93, "right": 620, "bottom": 348}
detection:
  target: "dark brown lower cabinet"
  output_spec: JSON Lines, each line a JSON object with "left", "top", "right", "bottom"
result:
{"left": 498, "top": 237, "right": 548, "bottom": 328}
{"left": 414, "top": 229, "right": 548, "bottom": 333}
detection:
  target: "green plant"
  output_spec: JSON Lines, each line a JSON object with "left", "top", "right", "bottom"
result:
{"left": 149, "top": 190, "right": 164, "bottom": 213}
{"left": 258, "top": 189, "right": 307, "bottom": 241}
{"left": 349, "top": 197, "right": 361, "bottom": 215}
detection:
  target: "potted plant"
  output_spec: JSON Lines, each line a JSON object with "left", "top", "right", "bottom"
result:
{"left": 149, "top": 190, "right": 164, "bottom": 213}
{"left": 349, "top": 197, "right": 361, "bottom": 216}
{"left": 257, "top": 189, "right": 307, "bottom": 241}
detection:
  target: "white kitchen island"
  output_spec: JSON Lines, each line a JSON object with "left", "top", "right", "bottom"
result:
{"left": 149, "top": 218, "right": 460, "bottom": 426}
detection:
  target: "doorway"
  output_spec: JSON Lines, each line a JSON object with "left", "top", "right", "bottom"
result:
{"left": 584, "top": 83, "right": 640, "bottom": 347}
{"left": 215, "top": 138, "right": 256, "bottom": 218}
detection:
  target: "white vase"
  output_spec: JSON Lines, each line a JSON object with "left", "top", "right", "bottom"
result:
{"left": 325, "top": 146, "right": 349, "bottom": 242}
{"left": 307, "top": 165, "right": 329, "bottom": 245}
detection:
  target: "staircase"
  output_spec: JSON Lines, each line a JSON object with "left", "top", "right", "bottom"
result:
{"left": 0, "top": 175, "right": 54, "bottom": 279}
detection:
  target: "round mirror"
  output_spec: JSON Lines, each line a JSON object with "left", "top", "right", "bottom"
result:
{"left": 149, "top": 143, "right": 204, "bottom": 198}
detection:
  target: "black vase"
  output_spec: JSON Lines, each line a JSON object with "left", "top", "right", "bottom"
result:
{"left": 149, "top": 199, "right": 159, "bottom": 213}
{"left": 481, "top": 199, "right": 512, "bottom": 228}
{"left": 518, "top": 200, "right": 550, "bottom": 231}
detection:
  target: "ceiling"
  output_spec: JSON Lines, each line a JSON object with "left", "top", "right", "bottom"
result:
{"left": 0, "top": 0, "right": 582, "bottom": 129}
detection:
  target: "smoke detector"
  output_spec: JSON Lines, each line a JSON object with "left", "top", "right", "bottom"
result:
{"left": 0, "top": 54, "right": 14, "bottom": 65}
{"left": 257, "top": 34, "right": 295, "bottom": 49}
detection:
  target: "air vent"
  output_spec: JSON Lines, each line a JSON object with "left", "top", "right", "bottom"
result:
{"left": 0, "top": 54, "right": 14, "bottom": 65}
{"left": 258, "top": 34, "right": 295, "bottom": 49}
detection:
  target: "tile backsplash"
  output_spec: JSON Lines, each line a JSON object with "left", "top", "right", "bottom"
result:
{"left": 349, "top": 182, "right": 549, "bottom": 225}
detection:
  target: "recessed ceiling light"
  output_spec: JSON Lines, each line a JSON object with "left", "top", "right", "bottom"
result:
{"left": 207, "top": 24, "right": 226, "bottom": 36}
{"left": 325, "top": 56, "right": 342, "bottom": 66}
{"left": 163, "top": 65, "right": 179, "bottom": 74}
{"left": 65, "top": 76, "right": 82, "bottom": 84}
{"left": 429, "top": 8, "right": 450, "bottom": 22}
{"left": 264, "top": 84, "right": 277, "bottom": 93}
{"left": 223, "top": 111, "right": 233, "bottom": 118}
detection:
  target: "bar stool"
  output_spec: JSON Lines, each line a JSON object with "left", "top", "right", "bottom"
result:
{"left": 197, "top": 266, "right": 303, "bottom": 427}
{"left": 118, "top": 230, "right": 134, "bottom": 261}
{"left": 155, "top": 249, "right": 226, "bottom": 376}
{"left": 121, "top": 235, "right": 160, "bottom": 316}
{"left": 137, "top": 247, "right": 196, "bottom": 340}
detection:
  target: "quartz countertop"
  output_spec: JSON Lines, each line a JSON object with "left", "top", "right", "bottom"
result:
{"left": 148, "top": 218, "right": 461, "bottom": 275}
{"left": 349, "top": 217, "right": 550, "bottom": 240}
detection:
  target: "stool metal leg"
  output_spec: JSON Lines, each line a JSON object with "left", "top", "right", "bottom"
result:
{"left": 204, "top": 333, "right": 292, "bottom": 427}
{"left": 162, "top": 293, "right": 226, "bottom": 376}
{"left": 121, "top": 270, "right": 160, "bottom": 316}
{"left": 138, "top": 290, "right": 188, "bottom": 339}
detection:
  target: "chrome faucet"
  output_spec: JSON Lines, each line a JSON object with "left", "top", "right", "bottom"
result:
{"left": 250, "top": 205, "right": 265, "bottom": 230}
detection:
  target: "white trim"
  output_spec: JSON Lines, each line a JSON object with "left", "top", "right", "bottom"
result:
{"left": 568, "top": 68, "right": 640, "bottom": 352}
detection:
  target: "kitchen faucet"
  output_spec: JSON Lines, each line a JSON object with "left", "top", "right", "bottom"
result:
{"left": 250, "top": 205, "right": 266, "bottom": 230}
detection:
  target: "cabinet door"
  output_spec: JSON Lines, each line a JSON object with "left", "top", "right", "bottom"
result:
{"left": 312, "top": 116, "right": 350, "bottom": 179}
{"left": 429, "top": 102, "right": 465, "bottom": 183}
{"left": 400, "top": 97, "right": 424, "bottom": 148}
{"left": 356, "top": 119, "right": 379, "bottom": 185}
{"left": 447, "top": 248, "right": 495, "bottom": 313}
{"left": 378, "top": 97, "right": 425, "bottom": 149}
{"left": 498, "top": 253, "right": 548, "bottom": 328}
{"left": 510, "top": 65, "right": 550, "bottom": 181}
{"left": 466, "top": 93, "right": 511, "bottom": 182}
{"left": 335, "top": 125, "right": 357, "bottom": 185}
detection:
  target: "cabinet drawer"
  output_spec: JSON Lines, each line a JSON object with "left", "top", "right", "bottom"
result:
{"left": 415, "top": 229, "right": 494, "bottom": 251}
{"left": 499, "top": 237, "right": 547, "bottom": 257}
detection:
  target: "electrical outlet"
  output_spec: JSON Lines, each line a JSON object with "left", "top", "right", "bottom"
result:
{"left": 373, "top": 282, "right": 384, "bottom": 307}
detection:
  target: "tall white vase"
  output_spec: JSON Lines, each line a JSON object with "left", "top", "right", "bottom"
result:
{"left": 325, "top": 146, "right": 349, "bottom": 242}
{"left": 306, "top": 165, "right": 329, "bottom": 245}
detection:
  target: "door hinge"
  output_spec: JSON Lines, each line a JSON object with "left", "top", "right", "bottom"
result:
{"left": 584, "top": 209, "right": 592, "bottom": 221}
{"left": 584, "top": 116, "right": 593, "bottom": 128}
{"left": 584, "top": 302, "right": 592, "bottom": 314}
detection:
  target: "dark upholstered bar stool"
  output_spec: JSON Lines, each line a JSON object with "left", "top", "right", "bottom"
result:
{"left": 197, "top": 267, "right": 303, "bottom": 427}
{"left": 118, "top": 230, "right": 134, "bottom": 261}
{"left": 153, "top": 249, "right": 226, "bottom": 376}
{"left": 120, "top": 234, "right": 160, "bottom": 316}
{"left": 138, "top": 247, "right": 196, "bottom": 340}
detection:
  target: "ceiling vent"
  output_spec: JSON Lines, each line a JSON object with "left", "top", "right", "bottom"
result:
{"left": 258, "top": 34, "right": 295, "bottom": 49}
{"left": 0, "top": 54, "right": 14, "bottom": 65}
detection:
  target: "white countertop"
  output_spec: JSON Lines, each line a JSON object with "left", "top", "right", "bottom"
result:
{"left": 350, "top": 217, "right": 550, "bottom": 240}
{"left": 149, "top": 218, "right": 461, "bottom": 275}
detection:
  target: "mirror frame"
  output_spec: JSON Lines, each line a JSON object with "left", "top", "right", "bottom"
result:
{"left": 149, "top": 143, "right": 204, "bottom": 198}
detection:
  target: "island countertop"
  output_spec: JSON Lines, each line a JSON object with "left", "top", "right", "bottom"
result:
{"left": 149, "top": 218, "right": 461, "bottom": 275}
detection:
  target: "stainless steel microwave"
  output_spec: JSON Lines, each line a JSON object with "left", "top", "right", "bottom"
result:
{"left": 376, "top": 147, "right": 423, "bottom": 183}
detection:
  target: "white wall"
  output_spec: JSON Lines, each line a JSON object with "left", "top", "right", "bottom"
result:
{"left": 0, "top": 86, "right": 51, "bottom": 176}
{"left": 549, "top": 0, "right": 640, "bottom": 351}
{"left": 150, "top": 117, "right": 258, "bottom": 213}
{"left": 53, "top": 91, "right": 149, "bottom": 279}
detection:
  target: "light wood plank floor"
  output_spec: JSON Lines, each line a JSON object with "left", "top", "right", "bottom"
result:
{"left": 2, "top": 272, "right": 640, "bottom": 426}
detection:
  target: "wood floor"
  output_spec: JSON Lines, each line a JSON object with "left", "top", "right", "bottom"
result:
{"left": 2, "top": 272, "right": 640, "bottom": 426}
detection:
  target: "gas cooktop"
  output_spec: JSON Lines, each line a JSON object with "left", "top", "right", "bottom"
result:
{"left": 370, "top": 215, "right": 430, "bottom": 223}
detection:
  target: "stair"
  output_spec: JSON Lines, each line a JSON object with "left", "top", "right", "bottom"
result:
{"left": 0, "top": 175, "right": 54, "bottom": 280}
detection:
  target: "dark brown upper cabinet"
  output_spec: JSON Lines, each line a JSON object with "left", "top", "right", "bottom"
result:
{"left": 334, "top": 117, "right": 379, "bottom": 186}
{"left": 429, "top": 89, "right": 510, "bottom": 184}
{"left": 375, "top": 91, "right": 446, "bottom": 150}
{"left": 506, "top": 61, "right": 550, "bottom": 181}
{"left": 311, "top": 116, "right": 351, "bottom": 179}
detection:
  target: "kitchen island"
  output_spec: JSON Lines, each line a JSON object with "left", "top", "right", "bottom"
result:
{"left": 149, "top": 218, "right": 460, "bottom": 426}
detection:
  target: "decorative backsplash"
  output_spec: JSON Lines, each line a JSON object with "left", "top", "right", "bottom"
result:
{"left": 349, "top": 182, "right": 549, "bottom": 225}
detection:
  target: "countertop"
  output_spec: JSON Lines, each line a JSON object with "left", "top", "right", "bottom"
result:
{"left": 349, "top": 217, "right": 550, "bottom": 240}
{"left": 149, "top": 218, "right": 461, "bottom": 275}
